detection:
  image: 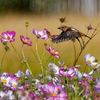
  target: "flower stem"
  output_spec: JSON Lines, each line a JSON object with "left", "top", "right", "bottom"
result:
{"left": 74, "top": 23, "right": 100, "bottom": 66}
{"left": 10, "top": 43, "right": 22, "bottom": 60}
{"left": 22, "top": 44, "right": 34, "bottom": 78}
{"left": 36, "top": 39, "right": 44, "bottom": 75}
{"left": 26, "top": 27, "right": 28, "bottom": 37}
{"left": 30, "top": 47, "right": 39, "bottom": 62}
{"left": 0, "top": 50, "right": 6, "bottom": 72}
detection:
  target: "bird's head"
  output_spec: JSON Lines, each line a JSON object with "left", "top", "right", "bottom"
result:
{"left": 57, "top": 25, "right": 68, "bottom": 32}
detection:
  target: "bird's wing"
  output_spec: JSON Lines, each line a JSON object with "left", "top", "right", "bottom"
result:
{"left": 52, "top": 27, "right": 80, "bottom": 43}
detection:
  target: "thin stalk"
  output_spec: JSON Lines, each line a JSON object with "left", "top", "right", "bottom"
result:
{"left": 10, "top": 43, "right": 22, "bottom": 60}
{"left": 26, "top": 27, "right": 28, "bottom": 37}
{"left": 36, "top": 39, "right": 44, "bottom": 75}
{"left": 44, "top": 55, "right": 52, "bottom": 67}
{"left": 82, "top": 64, "right": 87, "bottom": 76}
{"left": 30, "top": 47, "right": 39, "bottom": 62}
{"left": 74, "top": 23, "right": 100, "bottom": 66}
{"left": 22, "top": 44, "right": 34, "bottom": 78}
{"left": 0, "top": 50, "right": 6, "bottom": 72}
{"left": 73, "top": 42, "right": 76, "bottom": 66}
{"left": 41, "top": 45, "right": 46, "bottom": 63}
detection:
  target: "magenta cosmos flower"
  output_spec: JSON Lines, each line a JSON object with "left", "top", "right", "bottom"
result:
{"left": 46, "top": 46, "right": 60, "bottom": 58}
{"left": 44, "top": 28, "right": 58, "bottom": 39}
{"left": 33, "top": 29, "right": 48, "bottom": 40}
{"left": 0, "top": 31, "right": 16, "bottom": 43}
{"left": 20, "top": 36, "right": 32, "bottom": 46}
{"left": 42, "top": 83, "right": 67, "bottom": 100}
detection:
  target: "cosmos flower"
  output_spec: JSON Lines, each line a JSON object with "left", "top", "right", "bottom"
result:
{"left": 33, "top": 29, "right": 48, "bottom": 40}
{"left": 59, "top": 66, "right": 76, "bottom": 79}
{"left": 84, "top": 54, "right": 98, "bottom": 68}
{"left": 46, "top": 46, "right": 60, "bottom": 58}
{"left": 87, "top": 25, "right": 96, "bottom": 30}
{"left": 44, "top": 28, "right": 58, "bottom": 39}
{"left": 0, "top": 31, "right": 16, "bottom": 43}
{"left": 20, "top": 35, "right": 32, "bottom": 46}
{"left": 42, "top": 83, "right": 67, "bottom": 100}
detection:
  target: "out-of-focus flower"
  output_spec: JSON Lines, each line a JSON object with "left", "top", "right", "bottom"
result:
{"left": 59, "top": 66, "right": 76, "bottom": 79}
{"left": 42, "top": 83, "right": 67, "bottom": 100}
{"left": 25, "top": 20, "right": 29, "bottom": 27}
{"left": 87, "top": 25, "right": 93, "bottom": 30}
{"left": 20, "top": 35, "right": 32, "bottom": 46}
{"left": 46, "top": 46, "right": 60, "bottom": 58}
{"left": 48, "top": 63, "right": 59, "bottom": 75}
{"left": 87, "top": 25, "right": 96, "bottom": 30}
{"left": 0, "top": 90, "right": 15, "bottom": 100}
{"left": 33, "top": 29, "right": 48, "bottom": 40}
{"left": 0, "top": 31, "right": 16, "bottom": 43}
{"left": 59, "top": 17, "right": 66, "bottom": 23}
{"left": 26, "top": 69, "right": 32, "bottom": 77}
{"left": 95, "top": 78, "right": 100, "bottom": 93}
{"left": 84, "top": 54, "right": 98, "bottom": 68}
{"left": 66, "top": 67, "right": 76, "bottom": 79}
{"left": 74, "top": 65, "right": 82, "bottom": 68}
{"left": 44, "top": 28, "right": 58, "bottom": 39}
{"left": 9, "top": 77, "right": 18, "bottom": 91}
{"left": 15, "top": 70, "right": 24, "bottom": 78}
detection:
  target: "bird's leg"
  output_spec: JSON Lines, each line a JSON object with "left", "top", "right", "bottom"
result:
{"left": 80, "top": 37, "right": 85, "bottom": 49}
{"left": 76, "top": 38, "right": 83, "bottom": 50}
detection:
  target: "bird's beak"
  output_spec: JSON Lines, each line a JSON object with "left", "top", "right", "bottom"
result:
{"left": 57, "top": 27, "right": 60, "bottom": 29}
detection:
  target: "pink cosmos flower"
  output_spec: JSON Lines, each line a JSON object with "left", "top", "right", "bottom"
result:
{"left": 42, "top": 83, "right": 67, "bottom": 100}
{"left": 59, "top": 66, "right": 76, "bottom": 79}
{"left": 44, "top": 28, "right": 58, "bottom": 39}
{"left": 33, "top": 29, "right": 48, "bottom": 40}
{"left": 0, "top": 31, "right": 16, "bottom": 43}
{"left": 20, "top": 36, "right": 32, "bottom": 46}
{"left": 46, "top": 46, "right": 60, "bottom": 58}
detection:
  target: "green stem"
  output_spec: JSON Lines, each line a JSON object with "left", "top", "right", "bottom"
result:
{"left": 36, "top": 39, "right": 44, "bottom": 75}
{"left": 0, "top": 50, "right": 6, "bottom": 72}
{"left": 30, "top": 47, "right": 39, "bottom": 62}
{"left": 10, "top": 43, "right": 22, "bottom": 60}
{"left": 82, "top": 64, "right": 87, "bottom": 75}
{"left": 26, "top": 27, "right": 28, "bottom": 37}
{"left": 44, "top": 55, "right": 52, "bottom": 67}
{"left": 22, "top": 44, "right": 34, "bottom": 78}
{"left": 41, "top": 45, "right": 46, "bottom": 63}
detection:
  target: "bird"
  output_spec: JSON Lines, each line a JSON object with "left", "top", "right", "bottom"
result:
{"left": 52, "top": 25, "right": 91, "bottom": 49}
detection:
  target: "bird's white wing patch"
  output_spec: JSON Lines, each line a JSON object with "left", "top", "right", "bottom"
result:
{"left": 70, "top": 28, "right": 78, "bottom": 32}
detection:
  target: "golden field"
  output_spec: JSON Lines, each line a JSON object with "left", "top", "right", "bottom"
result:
{"left": 0, "top": 11, "right": 100, "bottom": 75}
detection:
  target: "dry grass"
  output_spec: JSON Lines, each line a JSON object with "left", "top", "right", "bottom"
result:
{"left": 0, "top": 11, "right": 100, "bottom": 75}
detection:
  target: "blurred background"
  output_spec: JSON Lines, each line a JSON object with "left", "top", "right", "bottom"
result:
{"left": 0, "top": 0, "right": 100, "bottom": 75}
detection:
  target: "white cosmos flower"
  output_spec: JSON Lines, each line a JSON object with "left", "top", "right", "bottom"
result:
{"left": 84, "top": 54, "right": 98, "bottom": 68}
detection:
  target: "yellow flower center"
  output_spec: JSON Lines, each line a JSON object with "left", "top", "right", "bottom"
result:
{"left": 2, "top": 79, "right": 6, "bottom": 84}
{"left": 52, "top": 93, "right": 57, "bottom": 97}
{"left": 7, "top": 36, "right": 10, "bottom": 40}
{"left": 23, "top": 40, "right": 26, "bottom": 43}
{"left": 50, "top": 32, "right": 52, "bottom": 35}
{"left": 25, "top": 20, "right": 29, "bottom": 24}
{"left": 87, "top": 60, "right": 91, "bottom": 64}
{"left": 52, "top": 50, "right": 55, "bottom": 54}
{"left": 13, "top": 84, "right": 17, "bottom": 87}
{"left": 92, "top": 65, "right": 96, "bottom": 68}
{"left": 75, "top": 65, "right": 79, "bottom": 68}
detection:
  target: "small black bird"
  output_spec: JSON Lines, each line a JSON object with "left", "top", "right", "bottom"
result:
{"left": 52, "top": 25, "right": 91, "bottom": 49}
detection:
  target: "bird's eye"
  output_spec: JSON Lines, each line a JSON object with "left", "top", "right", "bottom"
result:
{"left": 62, "top": 26, "right": 64, "bottom": 28}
